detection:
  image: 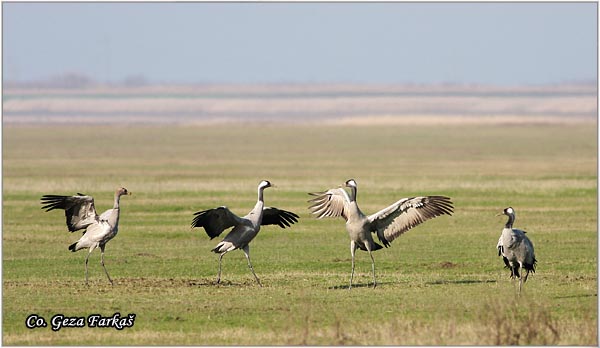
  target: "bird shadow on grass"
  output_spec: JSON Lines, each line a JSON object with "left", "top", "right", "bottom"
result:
{"left": 425, "top": 279, "right": 497, "bottom": 285}
{"left": 185, "top": 279, "right": 266, "bottom": 288}
{"left": 209, "top": 280, "right": 263, "bottom": 287}
{"left": 328, "top": 282, "right": 392, "bottom": 290}
{"left": 553, "top": 293, "right": 597, "bottom": 299}
{"left": 112, "top": 277, "right": 221, "bottom": 288}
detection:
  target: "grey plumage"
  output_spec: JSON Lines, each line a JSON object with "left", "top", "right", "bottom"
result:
{"left": 191, "top": 180, "right": 299, "bottom": 286}
{"left": 40, "top": 187, "right": 131, "bottom": 285}
{"left": 308, "top": 179, "right": 453, "bottom": 289}
{"left": 496, "top": 207, "right": 537, "bottom": 295}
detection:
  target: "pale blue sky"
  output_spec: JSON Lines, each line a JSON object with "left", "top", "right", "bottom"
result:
{"left": 2, "top": 2, "right": 597, "bottom": 85}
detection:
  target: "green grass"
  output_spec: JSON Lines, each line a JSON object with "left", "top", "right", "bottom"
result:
{"left": 3, "top": 123, "right": 597, "bottom": 345}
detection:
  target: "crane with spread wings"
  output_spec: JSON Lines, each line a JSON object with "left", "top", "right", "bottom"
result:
{"left": 309, "top": 179, "right": 453, "bottom": 289}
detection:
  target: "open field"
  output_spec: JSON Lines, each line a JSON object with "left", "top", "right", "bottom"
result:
{"left": 2, "top": 122, "right": 597, "bottom": 345}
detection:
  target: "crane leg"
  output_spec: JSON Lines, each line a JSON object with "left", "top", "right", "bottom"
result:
{"left": 216, "top": 251, "right": 228, "bottom": 284}
{"left": 517, "top": 263, "right": 523, "bottom": 296}
{"left": 84, "top": 249, "right": 92, "bottom": 286}
{"left": 368, "top": 248, "right": 376, "bottom": 288}
{"left": 349, "top": 241, "right": 357, "bottom": 290}
{"left": 100, "top": 245, "right": 113, "bottom": 286}
{"left": 242, "top": 245, "right": 262, "bottom": 287}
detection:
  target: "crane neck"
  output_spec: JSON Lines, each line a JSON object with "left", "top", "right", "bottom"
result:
{"left": 348, "top": 185, "right": 357, "bottom": 202}
{"left": 113, "top": 192, "right": 122, "bottom": 210}
{"left": 248, "top": 188, "right": 266, "bottom": 225}
{"left": 505, "top": 214, "right": 515, "bottom": 229}
{"left": 257, "top": 186, "right": 265, "bottom": 203}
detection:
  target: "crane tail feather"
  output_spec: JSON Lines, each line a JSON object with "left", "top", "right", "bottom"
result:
{"left": 68, "top": 242, "right": 78, "bottom": 252}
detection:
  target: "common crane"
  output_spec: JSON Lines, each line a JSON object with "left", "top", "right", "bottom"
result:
{"left": 308, "top": 179, "right": 453, "bottom": 289}
{"left": 191, "top": 180, "right": 299, "bottom": 286}
{"left": 496, "top": 207, "right": 536, "bottom": 294}
{"left": 40, "top": 187, "right": 131, "bottom": 285}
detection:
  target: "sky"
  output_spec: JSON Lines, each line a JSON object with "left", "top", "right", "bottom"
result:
{"left": 2, "top": 2, "right": 598, "bottom": 85}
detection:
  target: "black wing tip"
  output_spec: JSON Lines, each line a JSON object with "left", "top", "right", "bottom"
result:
{"left": 191, "top": 217, "right": 203, "bottom": 228}
{"left": 264, "top": 208, "right": 300, "bottom": 229}
{"left": 428, "top": 195, "right": 454, "bottom": 215}
{"left": 190, "top": 219, "right": 216, "bottom": 239}
{"left": 190, "top": 212, "right": 205, "bottom": 228}
{"left": 40, "top": 195, "right": 65, "bottom": 202}
{"left": 278, "top": 212, "right": 300, "bottom": 229}
{"left": 190, "top": 207, "right": 227, "bottom": 239}
{"left": 378, "top": 236, "right": 391, "bottom": 248}
{"left": 288, "top": 211, "right": 300, "bottom": 218}
{"left": 40, "top": 194, "right": 92, "bottom": 211}
{"left": 281, "top": 210, "right": 300, "bottom": 220}
{"left": 40, "top": 199, "right": 65, "bottom": 211}
{"left": 191, "top": 206, "right": 222, "bottom": 223}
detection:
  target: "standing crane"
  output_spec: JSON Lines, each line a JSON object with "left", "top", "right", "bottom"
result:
{"left": 308, "top": 179, "right": 453, "bottom": 289}
{"left": 40, "top": 187, "right": 131, "bottom": 285}
{"left": 496, "top": 207, "right": 536, "bottom": 294}
{"left": 191, "top": 180, "right": 299, "bottom": 286}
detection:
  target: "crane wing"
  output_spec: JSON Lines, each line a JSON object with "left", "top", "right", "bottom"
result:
{"left": 261, "top": 207, "right": 300, "bottom": 228}
{"left": 368, "top": 195, "right": 453, "bottom": 247}
{"left": 73, "top": 219, "right": 112, "bottom": 248}
{"left": 191, "top": 206, "right": 244, "bottom": 239}
{"left": 307, "top": 188, "right": 351, "bottom": 221}
{"left": 497, "top": 235, "right": 512, "bottom": 269}
{"left": 40, "top": 193, "right": 99, "bottom": 232}
{"left": 497, "top": 235, "right": 504, "bottom": 256}
{"left": 505, "top": 229, "right": 528, "bottom": 249}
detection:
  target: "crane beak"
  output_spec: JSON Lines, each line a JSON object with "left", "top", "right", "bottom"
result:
{"left": 495, "top": 212, "right": 502, "bottom": 216}
{"left": 128, "top": 191, "right": 133, "bottom": 196}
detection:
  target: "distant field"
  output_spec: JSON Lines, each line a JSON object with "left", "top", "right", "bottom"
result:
{"left": 3, "top": 83, "right": 596, "bottom": 124}
{"left": 2, "top": 121, "right": 596, "bottom": 345}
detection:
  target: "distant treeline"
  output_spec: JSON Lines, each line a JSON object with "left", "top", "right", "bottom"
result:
{"left": 4, "top": 72, "right": 597, "bottom": 92}
{"left": 4, "top": 72, "right": 150, "bottom": 89}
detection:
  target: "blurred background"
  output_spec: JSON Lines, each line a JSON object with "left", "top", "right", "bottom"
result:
{"left": 2, "top": 2, "right": 597, "bottom": 125}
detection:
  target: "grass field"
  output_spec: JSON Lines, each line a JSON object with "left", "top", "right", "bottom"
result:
{"left": 2, "top": 122, "right": 597, "bottom": 345}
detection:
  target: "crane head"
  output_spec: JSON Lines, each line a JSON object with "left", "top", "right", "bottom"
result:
{"left": 117, "top": 187, "right": 132, "bottom": 196}
{"left": 344, "top": 179, "right": 357, "bottom": 188}
{"left": 497, "top": 206, "right": 514, "bottom": 217}
{"left": 258, "top": 180, "right": 274, "bottom": 190}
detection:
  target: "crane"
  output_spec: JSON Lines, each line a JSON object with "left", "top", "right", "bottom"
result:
{"left": 496, "top": 207, "right": 537, "bottom": 294}
{"left": 191, "top": 180, "right": 299, "bottom": 286}
{"left": 309, "top": 179, "right": 453, "bottom": 289}
{"left": 40, "top": 187, "right": 131, "bottom": 285}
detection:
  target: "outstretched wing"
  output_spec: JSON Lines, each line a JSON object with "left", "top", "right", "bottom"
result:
{"left": 40, "top": 193, "right": 99, "bottom": 232}
{"left": 261, "top": 207, "right": 299, "bottom": 228}
{"left": 191, "top": 206, "right": 244, "bottom": 239}
{"left": 307, "top": 188, "right": 351, "bottom": 221}
{"left": 368, "top": 195, "right": 453, "bottom": 247}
